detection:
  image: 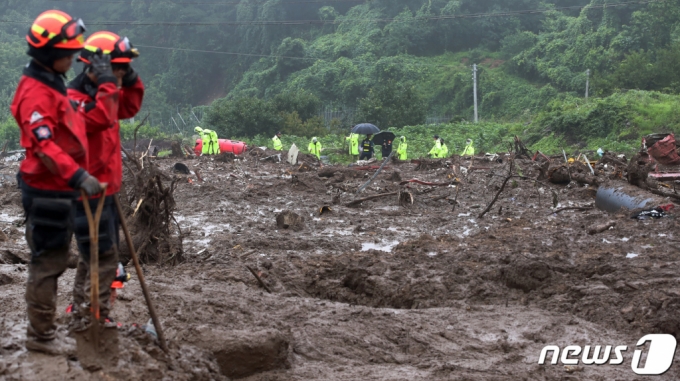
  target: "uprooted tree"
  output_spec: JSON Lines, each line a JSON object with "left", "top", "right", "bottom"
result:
{"left": 119, "top": 152, "right": 184, "bottom": 265}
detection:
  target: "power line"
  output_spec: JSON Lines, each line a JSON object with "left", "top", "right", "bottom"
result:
{"left": 39, "top": 0, "right": 365, "bottom": 5}
{"left": 134, "top": 43, "right": 462, "bottom": 68}
{"left": 0, "top": 0, "right": 664, "bottom": 26}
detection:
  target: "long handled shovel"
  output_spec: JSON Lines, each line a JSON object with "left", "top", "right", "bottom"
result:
{"left": 113, "top": 194, "right": 169, "bottom": 353}
{"left": 80, "top": 187, "right": 107, "bottom": 353}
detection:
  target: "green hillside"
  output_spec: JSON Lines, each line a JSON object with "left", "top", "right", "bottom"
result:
{"left": 1, "top": 0, "right": 680, "bottom": 154}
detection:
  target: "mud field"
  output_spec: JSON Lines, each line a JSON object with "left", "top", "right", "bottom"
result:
{"left": 1, "top": 148, "right": 680, "bottom": 380}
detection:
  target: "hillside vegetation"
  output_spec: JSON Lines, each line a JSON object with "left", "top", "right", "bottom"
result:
{"left": 1, "top": 0, "right": 680, "bottom": 155}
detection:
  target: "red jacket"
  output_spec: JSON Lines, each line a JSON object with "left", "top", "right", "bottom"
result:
{"left": 11, "top": 63, "right": 116, "bottom": 192}
{"left": 68, "top": 73, "right": 144, "bottom": 195}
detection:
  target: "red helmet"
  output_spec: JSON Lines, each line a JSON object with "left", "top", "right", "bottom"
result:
{"left": 26, "top": 10, "right": 85, "bottom": 50}
{"left": 79, "top": 31, "right": 139, "bottom": 65}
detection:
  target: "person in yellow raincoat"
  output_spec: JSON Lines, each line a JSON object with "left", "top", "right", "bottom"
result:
{"left": 195, "top": 126, "right": 211, "bottom": 155}
{"left": 461, "top": 138, "right": 475, "bottom": 156}
{"left": 345, "top": 132, "right": 359, "bottom": 158}
{"left": 208, "top": 129, "right": 220, "bottom": 155}
{"left": 308, "top": 137, "right": 322, "bottom": 159}
{"left": 428, "top": 135, "right": 442, "bottom": 158}
{"left": 439, "top": 138, "right": 448, "bottom": 158}
{"left": 272, "top": 131, "right": 283, "bottom": 151}
{"left": 396, "top": 136, "right": 408, "bottom": 160}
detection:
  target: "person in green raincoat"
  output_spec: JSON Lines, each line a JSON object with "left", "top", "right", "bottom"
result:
{"left": 396, "top": 136, "right": 408, "bottom": 160}
{"left": 308, "top": 137, "right": 322, "bottom": 159}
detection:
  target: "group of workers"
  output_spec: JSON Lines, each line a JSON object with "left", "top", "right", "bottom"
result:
{"left": 12, "top": 10, "right": 144, "bottom": 355}
{"left": 272, "top": 131, "right": 474, "bottom": 161}
{"left": 272, "top": 131, "right": 324, "bottom": 159}
{"left": 194, "top": 126, "right": 220, "bottom": 155}
{"left": 345, "top": 133, "right": 473, "bottom": 161}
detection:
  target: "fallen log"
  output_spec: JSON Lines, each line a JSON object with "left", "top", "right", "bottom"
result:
{"left": 646, "top": 187, "right": 680, "bottom": 202}
{"left": 588, "top": 221, "right": 616, "bottom": 235}
{"left": 570, "top": 172, "right": 601, "bottom": 186}
{"left": 399, "top": 179, "right": 459, "bottom": 186}
{"left": 345, "top": 192, "right": 398, "bottom": 207}
{"left": 549, "top": 206, "right": 593, "bottom": 215}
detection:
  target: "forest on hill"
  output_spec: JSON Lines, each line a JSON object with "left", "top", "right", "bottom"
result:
{"left": 1, "top": 0, "right": 680, "bottom": 153}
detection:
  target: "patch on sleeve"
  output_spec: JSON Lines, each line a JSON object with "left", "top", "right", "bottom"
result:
{"left": 29, "top": 111, "right": 43, "bottom": 124}
{"left": 32, "top": 125, "right": 52, "bottom": 142}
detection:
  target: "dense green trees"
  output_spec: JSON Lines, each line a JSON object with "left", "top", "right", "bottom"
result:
{"left": 0, "top": 0, "right": 680, "bottom": 150}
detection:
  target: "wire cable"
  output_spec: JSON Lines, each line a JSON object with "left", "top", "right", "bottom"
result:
{"left": 38, "top": 0, "right": 366, "bottom": 5}
{"left": 0, "top": 0, "right": 664, "bottom": 26}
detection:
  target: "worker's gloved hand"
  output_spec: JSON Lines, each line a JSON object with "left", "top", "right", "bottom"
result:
{"left": 77, "top": 174, "right": 103, "bottom": 196}
{"left": 89, "top": 54, "right": 115, "bottom": 85}
{"left": 121, "top": 66, "right": 138, "bottom": 87}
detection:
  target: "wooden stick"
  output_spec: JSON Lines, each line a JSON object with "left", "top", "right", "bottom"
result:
{"left": 355, "top": 150, "right": 395, "bottom": 194}
{"left": 80, "top": 187, "right": 107, "bottom": 352}
{"left": 132, "top": 113, "right": 150, "bottom": 159}
{"left": 245, "top": 265, "right": 272, "bottom": 293}
{"left": 114, "top": 195, "right": 169, "bottom": 353}
{"left": 345, "top": 192, "right": 398, "bottom": 207}
{"left": 478, "top": 159, "right": 514, "bottom": 218}
{"left": 549, "top": 206, "right": 593, "bottom": 215}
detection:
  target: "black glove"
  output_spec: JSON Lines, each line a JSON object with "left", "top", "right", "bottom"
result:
{"left": 89, "top": 54, "right": 116, "bottom": 85}
{"left": 75, "top": 173, "right": 103, "bottom": 196}
{"left": 121, "top": 66, "right": 138, "bottom": 87}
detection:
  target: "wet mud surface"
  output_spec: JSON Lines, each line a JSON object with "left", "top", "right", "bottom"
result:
{"left": 2, "top": 150, "right": 680, "bottom": 380}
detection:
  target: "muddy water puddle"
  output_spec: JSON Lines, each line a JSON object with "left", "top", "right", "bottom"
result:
{"left": 361, "top": 240, "right": 400, "bottom": 252}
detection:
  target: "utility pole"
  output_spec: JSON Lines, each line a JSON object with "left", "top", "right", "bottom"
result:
{"left": 472, "top": 64, "right": 478, "bottom": 123}
{"left": 585, "top": 69, "right": 590, "bottom": 100}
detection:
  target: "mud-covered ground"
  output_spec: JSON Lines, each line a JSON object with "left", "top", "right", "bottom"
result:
{"left": 1, "top": 149, "right": 680, "bottom": 380}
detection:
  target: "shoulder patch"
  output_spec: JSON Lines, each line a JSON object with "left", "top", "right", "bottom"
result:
{"left": 32, "top": 125, "right": 52, "bottom": 142}
{"left": 29, "top": 111, "right": 43, "bottom": 124}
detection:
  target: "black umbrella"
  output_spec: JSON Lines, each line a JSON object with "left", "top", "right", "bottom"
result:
{"left": 372, "top": 131, "right": 396, "bottom": 146}
{"left": 351, "top": 123, "right": 380, "bottom": 135}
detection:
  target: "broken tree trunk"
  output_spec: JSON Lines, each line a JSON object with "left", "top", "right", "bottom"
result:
{"left": 570, "top": 172, "right": 600, "bottom": 186}
{"left": 588, "top": 221, "right": 616, "bottom": 235}
{"left": 345, "top": 192, "right": 398, "bottom": 207}
{"left": 548, "top": 165, "right": 571, "bottom": 184}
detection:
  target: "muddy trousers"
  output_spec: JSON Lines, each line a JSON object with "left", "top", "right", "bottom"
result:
{"left": 21, "top": 185, "right": 77, "bottom": 341}
{"left": 72, "top": 196, "right": 120, "bottom": 320}
{"left": 71, "top": 251, "right": 118, "bottom": 320}
{"left": 25, "top": 238, "right": 70, "bottom": 341}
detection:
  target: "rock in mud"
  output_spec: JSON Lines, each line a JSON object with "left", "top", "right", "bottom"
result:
{"left": 173, "top": 162, "right": 191, "bottom": 174}
{"left": 216, "top": 152, "right": 236, "bottom": 163}
{"left": 276, "top": 210, "right": 304, "bottom": 231}
{"left": 548, "top": 165, "right": 571, "bottom": 184}
{"left": 501, "top": 259, "right": 552, "bottom": 293}
{"left": 189, "top": 328, "right": 291, "bottom": 379}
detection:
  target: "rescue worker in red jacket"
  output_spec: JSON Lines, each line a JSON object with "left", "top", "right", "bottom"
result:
{"left": 67, "top": 31, "right": 144, "bottom": 330}
{"left": 11, "top": 10, "right": 118, "bottom": 355}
